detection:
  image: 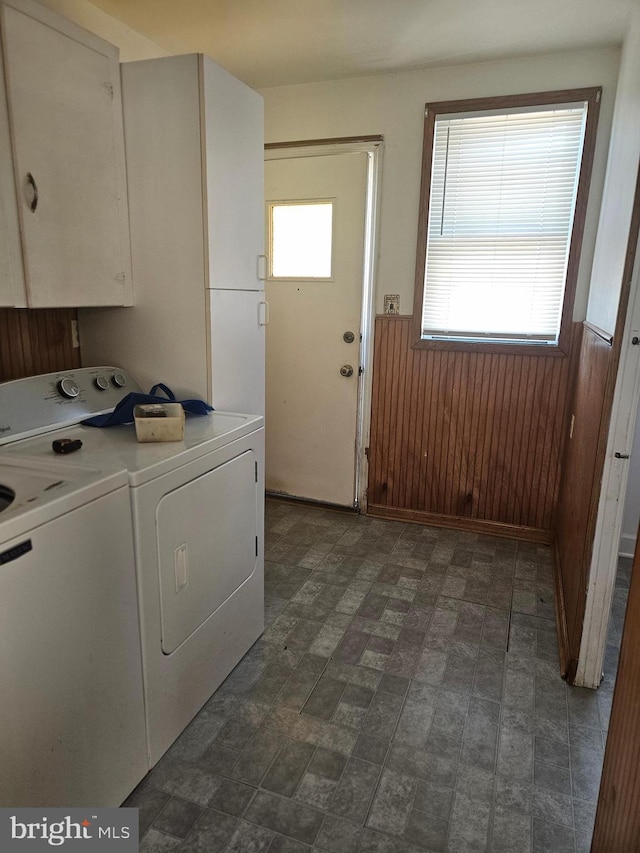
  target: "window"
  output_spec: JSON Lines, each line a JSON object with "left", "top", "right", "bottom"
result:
{"left": 268, "top": 200, "right": 334, "bottom": 279}
{"left": 413, "top": 88, "right": 601, "bottom": 352}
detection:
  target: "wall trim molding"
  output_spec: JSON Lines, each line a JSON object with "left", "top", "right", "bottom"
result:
{"left": 583, "top": 320, "right": 614, "bottom": 345}
{"left": 265, "top": 135, "right": 383, "bottom": 150}
{"left": 367, "top": 503, "right": 552, "bottom": 543}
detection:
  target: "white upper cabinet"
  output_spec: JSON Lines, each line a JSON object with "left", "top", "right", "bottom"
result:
{"left": 120, "top": 53, "right": 264, "bottom": 294}
{"left": 201, "top": 57, "right": 265, "bottom": 291}
{"left": 0, "top": 0, "right": 132, "bottom": 307}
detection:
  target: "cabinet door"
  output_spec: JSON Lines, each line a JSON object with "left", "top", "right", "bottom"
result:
{"left": 202, "top": 56, "right": 265, "bottom": 291}
{"left": 0, "top": 31, "right": 24, "bottom": 307}
{"left": 208, "top": 288, "right": 266, "bottom": 414}
{"left": 0, "top": 0, "right": 132, "bottom": 307}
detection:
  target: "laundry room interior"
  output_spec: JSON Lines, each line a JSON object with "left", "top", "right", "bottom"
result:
{"left": 1, "top": 0, "right": 640, "bottom": 851}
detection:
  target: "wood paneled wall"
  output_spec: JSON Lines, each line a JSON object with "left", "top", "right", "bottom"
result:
{"left": 592, "top": 527, "right": 640, "bottom": 851}
{"left": 0, "top": 308, "right": 80, "bottom": 382}
{"left": 367, "top": 316, "right": 575, "bottom": 540}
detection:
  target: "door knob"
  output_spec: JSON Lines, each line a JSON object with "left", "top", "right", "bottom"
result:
{"left": 340, "top": 365, "right": 354, "bottom": 377}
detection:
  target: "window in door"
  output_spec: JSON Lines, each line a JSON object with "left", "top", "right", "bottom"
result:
{"left": 413, "top": 88, "right": 601, "bottom": 353}
{"left": 268, "top": 199, "right": 334, "bottom": 280}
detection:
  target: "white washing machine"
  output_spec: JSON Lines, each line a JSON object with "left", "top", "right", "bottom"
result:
{"left": 0, "top": 454, "right": 147, "bottom": 806}
{"left": 1, "top": 367, "right": 265, "bottom": 767}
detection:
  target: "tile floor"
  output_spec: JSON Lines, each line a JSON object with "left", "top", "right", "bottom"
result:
{"left": 126, "top": 500, "right": 622, "bottom": 853}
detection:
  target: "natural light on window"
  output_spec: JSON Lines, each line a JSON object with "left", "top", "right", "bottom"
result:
{"left": 420, "top": 101, "right": 589, "bottom": 345}
{"left": 269, "top": 201, "right": 333, "bottom": 279}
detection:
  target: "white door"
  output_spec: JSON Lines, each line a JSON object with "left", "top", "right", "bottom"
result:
{"left": 265, "top": 151, "right": 368, "bottom": 506}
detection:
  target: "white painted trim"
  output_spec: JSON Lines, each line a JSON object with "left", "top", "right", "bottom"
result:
{"left": 265, "top": 139, "right": 383, "bottom": 511}
{"left": 575, "top": 244, "right": 640, "bottom": 688}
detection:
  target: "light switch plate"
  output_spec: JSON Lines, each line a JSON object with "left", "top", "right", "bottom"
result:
{"left": 384, "top": 294, "right": 400, "bottom": 315}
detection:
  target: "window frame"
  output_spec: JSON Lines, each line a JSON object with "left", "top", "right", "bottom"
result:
{"left": 412, "top": 87, "right": 601, "bottom": 356}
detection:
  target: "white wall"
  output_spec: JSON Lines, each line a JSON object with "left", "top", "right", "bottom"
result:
{"left": 594, "top": 5, "right": 640, "bottom": 559}
{"left": 262, "top": 47, "right": 620, "bottom": 315}
{"left": 586, "top": 11, "right": 640, "bottom": 336}
{"left": 38, "top": 0, "right": 168, "bottom": 60}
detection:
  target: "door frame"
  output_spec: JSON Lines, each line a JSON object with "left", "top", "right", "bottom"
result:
{"left": 574, "top": 164, "right": 640, "bottom": 688}
{"left": 264, "top": 136, "right": 384, "bottom": 510}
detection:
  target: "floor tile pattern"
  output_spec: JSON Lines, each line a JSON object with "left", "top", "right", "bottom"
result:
{"left": 125, "top": 501, "right": 618, "bottom": 853}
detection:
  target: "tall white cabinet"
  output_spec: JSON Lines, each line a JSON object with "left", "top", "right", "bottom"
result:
{"left": 0, "top": 0, "right": 133, "bottom": 308}
{"left": 80, "top": 54, "right": 266, "bottom": 415}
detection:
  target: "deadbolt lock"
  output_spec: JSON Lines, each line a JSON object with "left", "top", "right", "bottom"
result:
{"left": 340, "top": 365, "right": 354, "bottom": 378}
{"left": 343, "top": 331, "right": 355, "bottom": 343}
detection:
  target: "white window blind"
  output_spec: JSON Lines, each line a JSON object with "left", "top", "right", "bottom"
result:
{"left": 421, "top": 103, "right": 588, "bottom": 344}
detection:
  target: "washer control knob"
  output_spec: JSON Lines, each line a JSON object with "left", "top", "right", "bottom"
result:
{"left": 57, "top": 377, "right": 79, "bottom": 399}
{"left": 94, "top": 375, "right": 109, "bottom": 391}
{"left": 112, "top": 372, "right": 127, "bottom": 388}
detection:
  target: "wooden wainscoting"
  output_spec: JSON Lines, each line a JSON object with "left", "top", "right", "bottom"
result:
{"left": 0, "top": 308, "right": 80, "bottom": 382}
{"left": 591, "top": 524, "right": 640, "bottom": 851}
{"left": 367, "top": 316, "right": 576, "bottom": 540}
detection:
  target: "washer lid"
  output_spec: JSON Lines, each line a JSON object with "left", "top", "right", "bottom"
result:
{"left": 0, "top": 457, "right": 128, "bottom": 543}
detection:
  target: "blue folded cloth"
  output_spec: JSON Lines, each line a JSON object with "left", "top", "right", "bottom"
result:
{"left": 82, "top": 383, "right": 213, "bottom": 427}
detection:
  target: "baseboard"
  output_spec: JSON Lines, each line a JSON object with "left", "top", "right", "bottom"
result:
{"left": 265, "top": 491, "right": 358, "bottom": 514}
{"left": 366, "top": 504, "right": 552, "bottom": 543}
{"left": 552, "top": 537, "right": 573, "bottom": 680}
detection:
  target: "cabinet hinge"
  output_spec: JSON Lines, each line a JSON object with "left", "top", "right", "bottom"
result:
{"left": 364, "top": 446, "right": 370, "bottom": 459}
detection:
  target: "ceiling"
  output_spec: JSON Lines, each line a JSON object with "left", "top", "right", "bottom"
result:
{"left": 87, "top": 0, "right": 635, "bottom": 88}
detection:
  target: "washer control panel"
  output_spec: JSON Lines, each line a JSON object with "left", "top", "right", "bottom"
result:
{"left": 0, "top": 367, "right": 143, "bottom": 445}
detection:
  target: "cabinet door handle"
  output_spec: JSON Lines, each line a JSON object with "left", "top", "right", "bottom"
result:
{"left": 26, "top": 172, "right": 39, "bottom": 212}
